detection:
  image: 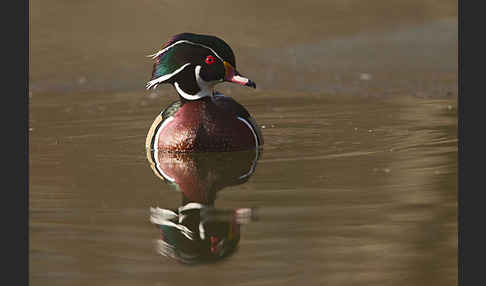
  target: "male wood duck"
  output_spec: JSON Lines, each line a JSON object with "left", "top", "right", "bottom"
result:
{"left": 145, "top": 33, "right": 264, "bottom": 152}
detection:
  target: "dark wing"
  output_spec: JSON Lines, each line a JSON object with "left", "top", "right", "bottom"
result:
{"left": 212, "top": 95, "right": 264, "bottom": 145}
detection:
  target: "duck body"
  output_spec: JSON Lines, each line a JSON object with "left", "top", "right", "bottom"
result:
{"left": 146, "top": 93, "right": 263, "bottom": 152}
{"left": 145, "top": 33, "right": 263, "bottom": 152}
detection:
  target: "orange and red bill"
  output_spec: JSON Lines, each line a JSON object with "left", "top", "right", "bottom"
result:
{"left": 224, "top": 61, "right": 256, "bottom": 88}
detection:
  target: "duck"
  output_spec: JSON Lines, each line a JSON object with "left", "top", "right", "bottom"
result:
{"left": 145, "top": 33, "right": 264, "bottom": 152}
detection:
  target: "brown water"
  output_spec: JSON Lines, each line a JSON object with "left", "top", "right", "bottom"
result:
{"left": 30, "top": 0, "right": 458, "bottom": 285}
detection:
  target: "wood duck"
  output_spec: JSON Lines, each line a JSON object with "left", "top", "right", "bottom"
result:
{"left": 145, "top": 33, "right": 264, "bottom": 152}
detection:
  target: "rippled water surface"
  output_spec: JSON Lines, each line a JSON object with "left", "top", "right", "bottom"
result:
{"left": 30, "top": 0, "right": 457, "bottom": 285}
{"left": 30, "top": 90, "right": 457, "bottom": 285}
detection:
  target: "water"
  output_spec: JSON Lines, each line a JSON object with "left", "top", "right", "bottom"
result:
{"left": 30, "top": 1, "right": 457, "bottom": 285}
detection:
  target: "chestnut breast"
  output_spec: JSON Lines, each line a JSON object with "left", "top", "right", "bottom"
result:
{"left": 155, "top": 97, "right": 257, "bottom": 152}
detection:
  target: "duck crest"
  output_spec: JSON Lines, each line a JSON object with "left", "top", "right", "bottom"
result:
{"left": 146, "top": 33, "right": 237, "bottom": 93}
{"left": 150, "top": 33, "right": 236, "bottom": 67}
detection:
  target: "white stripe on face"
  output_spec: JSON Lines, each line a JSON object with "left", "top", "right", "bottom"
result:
{"left": 146, "top": 63, "right": 191, "bottom": 90}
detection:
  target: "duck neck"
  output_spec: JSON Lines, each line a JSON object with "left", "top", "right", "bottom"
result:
{"left": 174, "top": 65, "right": 215, "bottom": 101}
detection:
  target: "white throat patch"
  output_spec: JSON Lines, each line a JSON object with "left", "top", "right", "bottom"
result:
{"left": 174, "top": 65, "right": 216, "bottom": 101}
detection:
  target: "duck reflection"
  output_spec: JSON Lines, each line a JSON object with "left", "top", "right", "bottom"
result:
{"left": 146, "top": 149, "right": 261, "bottom": 264}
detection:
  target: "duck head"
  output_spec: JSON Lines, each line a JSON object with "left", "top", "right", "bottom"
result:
{"left": 146, "top": 33, "right": 256, "bottom": 100}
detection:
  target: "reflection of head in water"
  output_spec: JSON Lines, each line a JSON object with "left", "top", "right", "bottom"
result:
{"left": 150, "top": 205, "right": 253, "bottom": 264}
{"left": 146, "top": 149, "right": 260, "bottom": 264}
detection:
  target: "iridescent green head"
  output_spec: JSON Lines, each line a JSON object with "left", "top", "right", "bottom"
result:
{"left": 146, "top": 33, "right": 256, "bottom": 100}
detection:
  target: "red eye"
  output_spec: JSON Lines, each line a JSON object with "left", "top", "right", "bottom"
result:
{"left": 205, "top": 55, "right": 215, "bottom": 65}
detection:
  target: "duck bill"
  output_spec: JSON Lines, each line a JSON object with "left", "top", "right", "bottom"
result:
{"left": 224, "top": 61, "right": 256, "bottom": 88}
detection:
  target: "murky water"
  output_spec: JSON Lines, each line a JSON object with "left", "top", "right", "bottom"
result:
{"left": 30, "top": 1, "right": 457, "bottom": 285}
